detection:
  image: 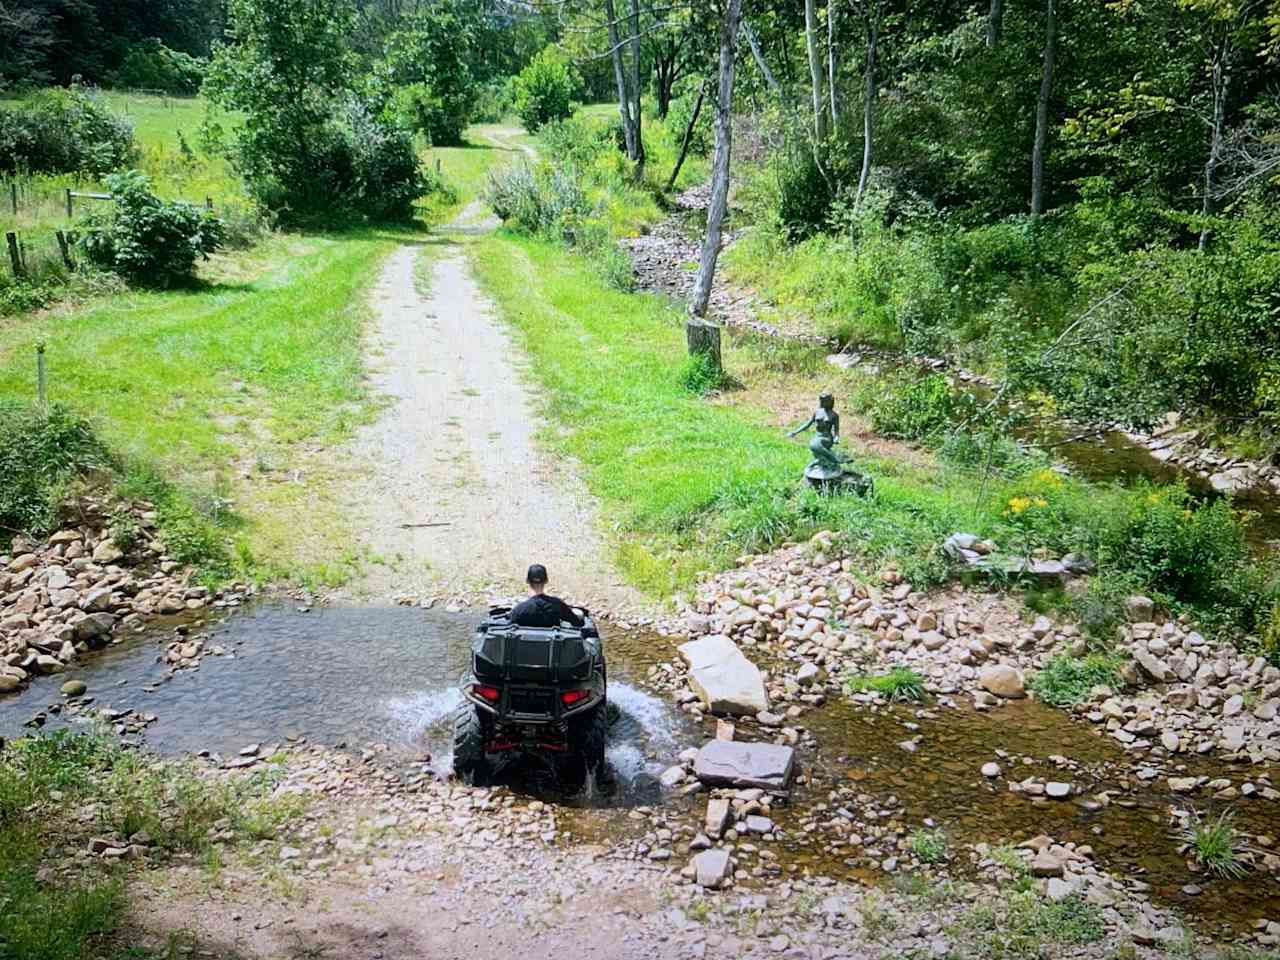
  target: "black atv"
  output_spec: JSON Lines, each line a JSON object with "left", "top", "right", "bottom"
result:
{"left": 452, "top": 604, "right": 608, "bottom": 787}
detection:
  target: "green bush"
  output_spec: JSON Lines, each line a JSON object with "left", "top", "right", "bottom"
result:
{"left": 1029, "top": 652, "right": 1124, "bottom": 706}
{"left": 845, "top": 666, "right": 926, "bottom": 702}
{"left": 0, "top": 401, "right": 107, "bottom": 549}
{"left": 871, "top": 374, "right": 978, "bottom": 443}
{"left": 485, "top": 161, "right": 592, "bottom": 242}
{"left": 79, "top": 171, "right": 224, "bottom": 286}
{"left": 0, "top": 86, "right": 134, "bottom": 176}
{"left": 512, "top": 47, "right": 579, "bottom": 132}
{"left": 114, "top": 39, "right": 207, "bottom": 94}
{"left": 678, "top": 352, "right": 726, "bottom": 396}
{"left": 387, "top": 82, "right": 471, "bottom": 148}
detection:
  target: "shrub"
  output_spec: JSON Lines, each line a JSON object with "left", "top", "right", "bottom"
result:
{"left": 678, "top": 352, "right": 726, "bottom": 396}
{"left": 114, "top": 39, "right": 207, "bottom": 94}
{"left": 0, "top": 86, "right": 134, "bottom": 175}
{"left": 79, "top": 171, "right": 224, "bottom": 286}
{"left": 0, "top": 401, "right": 108, "bottom": 549}
{"left": 512, "top": 47, "right": 579, "bottom": 132}
{"left": 871, "top": 374, "right": 978, "bottom": 443}
{"left": 485, "top": 161, "right": 592, "bottom": 242}
{"left": 1029, "top": 652, "right": 1124, "bottom": 706}
{"left": 909, "top": 828, "right": 948, "bottom": 864}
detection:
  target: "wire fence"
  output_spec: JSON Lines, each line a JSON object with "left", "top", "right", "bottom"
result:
{"left": 3, "top": 228, "right": 77, "bottom": 282}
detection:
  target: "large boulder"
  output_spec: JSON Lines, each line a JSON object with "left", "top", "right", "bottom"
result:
{"left": 678, "top": 634, "right": 769, "bottom": 716}
{"left": 693, "top": 739, "right": 795, "bottom": 790}
{"left": 979, "top": 664, "right": 1026, "bottom": 699}
{"left": 694, "top": 848, "right": 732, "bottom": 889}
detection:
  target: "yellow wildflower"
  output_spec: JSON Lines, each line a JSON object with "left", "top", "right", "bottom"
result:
{"left": 1007, "top": 496, "right": 1033, "bottom": 515}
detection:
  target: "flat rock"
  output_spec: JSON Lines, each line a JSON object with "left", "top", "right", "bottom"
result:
{"left": 60, "top": 680, "right": 87, "bottom": 697}
{"left": 678, "top": 635, "right": 769, "bottom": 716}
{"left": 693, "top": 739, "right": 795, "bottom": 790}
{"left": 705, "top": 798, "right": 731, "bottom": 838}
{"left": 694, "top": 848, "right": 732, "bottom": 889}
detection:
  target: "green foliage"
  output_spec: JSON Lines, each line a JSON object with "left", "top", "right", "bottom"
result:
{"left": 0, "top": 401, "right": 107, "bottom": 549}
{"left": 79, "top": 171, "right": 224, "bottom": 286}
{"left": 664, "top": 86, "right": 712, "bottom": 157}
{"left": 844, "top": 667, "right": 926, "bottom": 702}
{"left": 678, "top": 352, "right": 726, "bottom": 396}
{"left": 908, "top": 828, "right": 948, "bottom": 864}
{"left": 1175, "top": 809, "right": 1248, "bottom": 879}
{"left": 512, "top": 46, "right": 580, "bottom": 132}
{"left": 0, "top": 85, "right": 135, "bottom": 176}
{"left": 0, "top": 829, "right": 123, "bottom": 960}
{"left": 380, "top": 0, "right": 480, "bottom": 146}
{"left": 871, "top": 374, "right": 978, "bottom": 443}
{"left": 204, "top": 0, "right": 430, "bottom": 224}
{"left": 115, "top": 39, "right": 207, "bottom": 94}
{"left": 485, "top": 161, "right": 592, "bottom": 242}
{"left": 1029, "top": 652, "right": 1124, "bottom": 706}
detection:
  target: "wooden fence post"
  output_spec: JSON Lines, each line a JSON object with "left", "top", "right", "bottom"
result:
{"left": 9, "top": 183, "right": 16, "bottom": 217}
{"left": 65, "top": 188, "right": 73, "bottom": 220}
{"left": 55, "top": 230, "right": 74, "bottom": 270}
{"left": 5, "top": 232, "right": 22, "bottom": 278}
{"left": 205, "top": 196, "right": 213, "bottom": 211}
{"left": 685, "top": 318, "right": 723, "bottom": 371}
{"left": 36, "top": 344, "right": 47, "bottom": 408}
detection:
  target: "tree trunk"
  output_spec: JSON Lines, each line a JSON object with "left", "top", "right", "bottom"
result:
{"left": 666, "top": 81, "right": 706, "bottom": 191}
{"left": 603, "top": 0, "right": 638, "bottom": 161}
{"left": 742, "top": 21, "right": 783, "bottom": 98}
{"left": 987, "top": 0, "right": 1004, "bottom": 48}
{"left": 1030, "top": 0, "right": 1056, "bottom": 217}
{"left": 828, "top": 0, "right": 840, "bottom": 129}
{"left": 628, "top": 0, "right": 645, "bottom": 169}
{"left": 805, "top": 0, "right": 827, "bottom": 140}
{"left": 1200, "top": 33, "right": 1230, "bottom": 251}
{"left": 685, "top": 318, "right": 723, "bottom": 370}
{"left": 689, "top": 0, "right": 743, "bottom": 320}
{"left": 853, "top": 2, "right": 878, "bottom": 209}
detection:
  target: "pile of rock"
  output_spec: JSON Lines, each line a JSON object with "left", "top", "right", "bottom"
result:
{"left": 1074, "top": 600, "right": 1280, "bottom": 762}
{"left": 1133, "top": 413, "right": 1280, "bottom": 497}
{"left": 0, "top": 501, "right": 245, "bottom": 694}
{"left": 657, "top": 530, "right": 1060, "bottom": 708}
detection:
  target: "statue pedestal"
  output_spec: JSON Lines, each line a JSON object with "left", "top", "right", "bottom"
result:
{"left": 804, "top": 463, "right": 872, "bottom": 496}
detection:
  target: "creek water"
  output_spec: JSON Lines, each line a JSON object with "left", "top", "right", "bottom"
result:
{"left": 1, "top": 602, "right": 1276, "bottom": 935}
{"left": 0, "top": 603, "right": 695, "bottom": 808}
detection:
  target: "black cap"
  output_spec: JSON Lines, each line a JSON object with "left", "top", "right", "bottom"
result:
{"left": 526, "top": 564, "right": 548, "bottom": 585}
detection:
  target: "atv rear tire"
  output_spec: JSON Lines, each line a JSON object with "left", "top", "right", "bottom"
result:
{"left": 452, "top": 702, "right": 492, "bottom": 786}
{"left": 561, "top": 703, "right": 609, "bottom": 787}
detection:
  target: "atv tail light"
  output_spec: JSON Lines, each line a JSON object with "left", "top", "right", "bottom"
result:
{"left": 472, "top": 684, "right": 501, "bottom": 703}
{"left": 560, "top": 689, "right": 590, "bottom": 707}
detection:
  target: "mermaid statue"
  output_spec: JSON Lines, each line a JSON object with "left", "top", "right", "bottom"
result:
{"left": 787, "top": 393, "right": 872, "bottom": 495}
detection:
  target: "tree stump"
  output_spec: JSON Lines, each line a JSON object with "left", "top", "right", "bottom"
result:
{"left": 686, "top": 319, "right": 722, "bottom": 371}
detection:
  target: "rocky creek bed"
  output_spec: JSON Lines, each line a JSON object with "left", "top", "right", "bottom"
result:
{"left": 5, "top": 574, "right": 1279, "bottom": 954}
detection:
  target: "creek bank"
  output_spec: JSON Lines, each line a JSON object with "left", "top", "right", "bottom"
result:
{"left": 652, "top": 529, "right": 1280, "bottom": 761}
{"left": 0, "top": 493, "right": 252, "bottom": 699}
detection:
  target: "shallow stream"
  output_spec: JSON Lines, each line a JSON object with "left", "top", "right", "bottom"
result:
{"left": 1, "top": 602, "right": 1276, "bottom": 936}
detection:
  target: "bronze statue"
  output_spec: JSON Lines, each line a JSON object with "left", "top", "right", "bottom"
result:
{"left": 787, "top": 393, "right": 872, "bottom": 495}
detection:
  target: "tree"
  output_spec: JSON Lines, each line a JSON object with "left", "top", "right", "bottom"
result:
{"left": 0, "top": 0, "right": 55, "bottom": 90}
{"left": 204, "top": 0, "right": 426, "bottom": 222}
{"left": 512, "top": 46, "right": 580, "bottom": 131}
{"left": 987, "top": 0, "right": 1005, "bottom": 46}
{"left": 805, "top": 0, "right": 828, "bottom": 140}
{"left": 689, "top": 0, "right": 745, "bottom": 319}
{"left": 381, "top": 0, "right": 481, "bottom": 145}
{"left": 1030, "top": 0, "right": 1057, "bottom": 216}
{"left": 852, "top": 0, "right": 882, "bottom": 210}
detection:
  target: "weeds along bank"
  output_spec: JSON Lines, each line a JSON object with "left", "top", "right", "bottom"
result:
{"left": 478, "top": 112, "right": 1279, "bottom": 667}
{"left": 0, "top": 728, "right": 303, "bottom": 959}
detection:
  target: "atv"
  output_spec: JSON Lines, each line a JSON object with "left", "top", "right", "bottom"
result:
{"left": 452, "top": 604, "right": 608, "bottom": 787}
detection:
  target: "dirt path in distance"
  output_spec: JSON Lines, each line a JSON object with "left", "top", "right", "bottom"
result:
{"left": 338, "top": 234, "right": 640, "bottom": 614}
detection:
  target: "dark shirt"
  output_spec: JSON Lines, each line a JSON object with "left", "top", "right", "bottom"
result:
{"left": 510, "top": 593, "right": 584, "bottom": 628}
